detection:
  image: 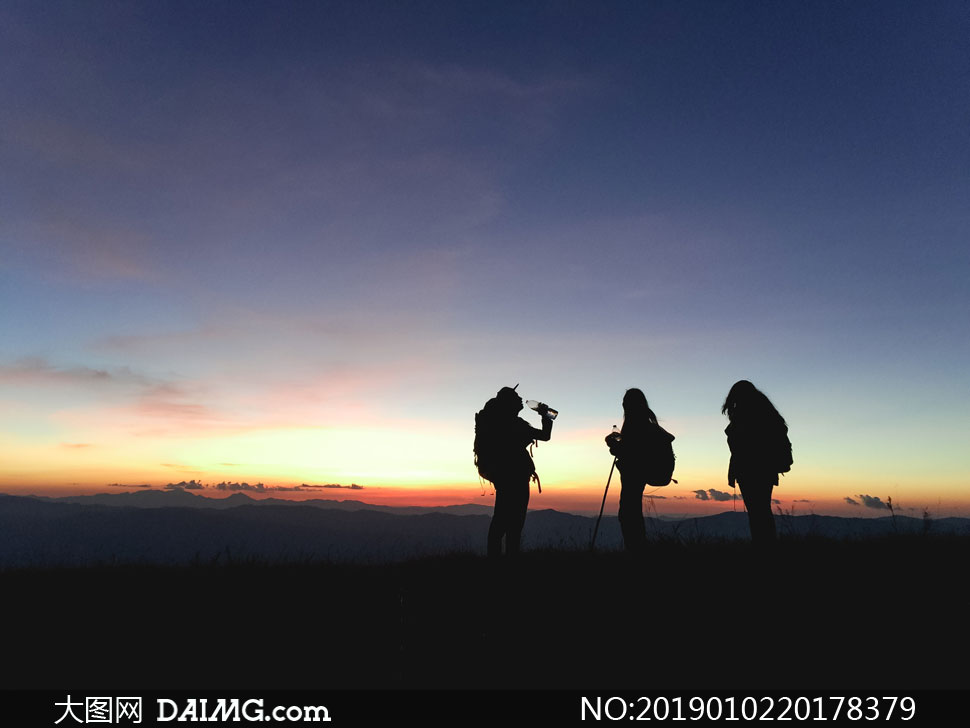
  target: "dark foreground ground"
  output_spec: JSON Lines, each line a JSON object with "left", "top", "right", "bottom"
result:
{"left": 3, "top": 536, "right": 967, "bottom": 691}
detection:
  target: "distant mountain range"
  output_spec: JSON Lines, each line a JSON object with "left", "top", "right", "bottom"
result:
{"left": 1, "top": 490, "right": 967, "bottom": 568}
{"left": 32, "top": 487, "right": 496, "bottom": 515}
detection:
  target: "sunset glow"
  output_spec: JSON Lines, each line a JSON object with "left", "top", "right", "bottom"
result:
{"left": 1, "top": 1, "right": 967, "bottom": 520}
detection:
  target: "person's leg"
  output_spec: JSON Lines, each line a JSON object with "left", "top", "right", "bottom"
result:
{"left": 739, "top": 480, "right": 777, "bottom": 544}
{"left": 618, "top": 479, "right": 647, "bottom": 552}
{"left": 505, "top": 480, "right": 530, "bottom": 555}
{"left": 488, "top": 485, "right": 509, "bottom": 557}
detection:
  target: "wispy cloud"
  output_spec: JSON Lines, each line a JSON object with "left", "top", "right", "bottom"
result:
{"left": 1, "top": 357, "right": 256, "bottom": 436}
{"left": 845, "top": 494, "right": 891, "bottom": 510}
{"left": 856, "top": 494, "right": 890, "bottom": 510}
{"left": 299, "top": 483, "right": 364, "bottom": 490}
{"left": 0, "top": 358, "right": 150, "bottom": 388}
{"left": 164, "top": 480, "right": 205, "bottom": 490}
{"left": 136, "top": 384, "right": 217, "bottom": 422}
{"left": 694, "top": 488, "right": 735, "bottom": 502}
{"left": 3, "top": 217, "right": 160, "bottom": 281}
{"left": 206, "top": 481, "right": 362, "bottom": 492}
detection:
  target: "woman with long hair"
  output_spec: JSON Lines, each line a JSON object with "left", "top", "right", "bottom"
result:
{"left": 605, "top": 388, "right": 675, "bottom": 553}
{"left": 721, "top": 380, "right": 792, "bottom": 544}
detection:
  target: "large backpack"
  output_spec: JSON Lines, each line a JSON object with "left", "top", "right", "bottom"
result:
{"left": 776, "top": 429, "right": 793, "bottom": 475}
{"left": 473, "top": 405, "right": 497, "bottom": 482}
{"left": 474, "top": 404, "right": 536, "bottom": 485}
{"left": 644, "top": 425, "right": 676, "bottom": 487}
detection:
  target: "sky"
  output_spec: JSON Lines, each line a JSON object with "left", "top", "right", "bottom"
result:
{"left": 1, "top": 0, "right": 968, "bottom": 517}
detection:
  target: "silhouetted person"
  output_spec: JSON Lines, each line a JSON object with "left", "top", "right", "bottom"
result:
{"left": 722, "top": 380, "right": 793, "bottom": 545}
{"left": 605, "top": 388, "right": 675, "bottom": 553}
{"left": 474, "top": 386, "right": 553, "bottom": 557}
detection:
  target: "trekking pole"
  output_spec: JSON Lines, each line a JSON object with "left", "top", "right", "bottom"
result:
{"left": 590, "top": 457, "right": 617, "bottom": 552}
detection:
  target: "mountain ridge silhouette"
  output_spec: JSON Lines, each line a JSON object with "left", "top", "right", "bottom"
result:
{"left": 1, "top": 493, "right": 967, "bottom": 568}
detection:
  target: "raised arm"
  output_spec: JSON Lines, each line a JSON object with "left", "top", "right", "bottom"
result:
{"left": 524, "top": 409, "right": 553, "bottom": 442}
{"left": 535, "top": 413, "right": 553, "bottom": 441}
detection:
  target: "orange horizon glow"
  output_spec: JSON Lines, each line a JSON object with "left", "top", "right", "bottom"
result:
{"left": 3, "top": 2, "right": 969, "bottom": 559}
{"left": 3, "top": 409, "right": 967, "bottom": 519}
{"left": 2, "top": 475, "right": 966, "bottom": 519}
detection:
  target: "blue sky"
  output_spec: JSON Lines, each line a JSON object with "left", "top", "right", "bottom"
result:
{"left": 1, "top": 1, "right": 968, "bottom": 514}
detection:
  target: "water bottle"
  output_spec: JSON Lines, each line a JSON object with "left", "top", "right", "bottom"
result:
{"left": 606, "top": 424, "right": 620, "bottom": 451}
{"left": 525, "top": 400, "right": 558, "bottom": 420}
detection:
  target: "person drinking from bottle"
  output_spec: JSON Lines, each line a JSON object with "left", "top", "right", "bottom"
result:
{"left": 474, "top": 386, "right": 554, "bottom": 557}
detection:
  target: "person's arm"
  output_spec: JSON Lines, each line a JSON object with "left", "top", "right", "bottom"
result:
{"left": 524, "top": 409, "right": 553, "bottom": 442}
{"left": 537, "top": 413, "right": 552, "bottom": 441}
{"left": 527, "top": 416, "right": 553, "bottom": 442}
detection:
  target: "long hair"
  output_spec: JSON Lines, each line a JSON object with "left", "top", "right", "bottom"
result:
{"left": 621, "top": 388, "right": 658, "bottom": 437}
{"left": 721, "top": 380, "right": 786, "bottom": 426}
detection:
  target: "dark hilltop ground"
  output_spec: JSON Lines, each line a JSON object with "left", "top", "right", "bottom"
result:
{"left": 4, "top": 535, "right": 968, "bottom": 690}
